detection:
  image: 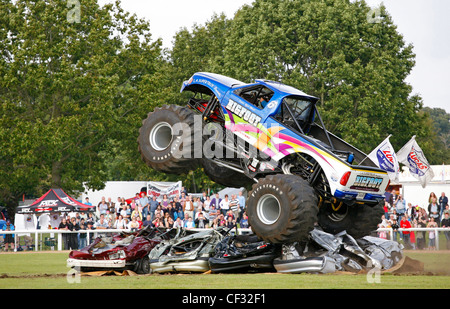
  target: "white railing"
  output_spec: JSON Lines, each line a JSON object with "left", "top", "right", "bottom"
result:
{"left": 1, "top": 227, "right": 449, "bottom": 252}
{"left": 1, "top": 229, "right": 128, "bottom": 251}
{"left": 376, "top": 227, "right": 450, "bottom": 250}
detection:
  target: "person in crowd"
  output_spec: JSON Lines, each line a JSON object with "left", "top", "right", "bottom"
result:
{"left": 184, "top": 195, "right": 195, "bottom": 219}
{"left": 84, "top": 197, "right": 92, "bottom": 206}
{"left": 128, "top": 216, "right": 140, "bottom": 231}
{"left": 161, "top": 194, "right": 170, "bottom": 210}
{"left": 416, "top": 209, "right": 428, "bottom": 249}
{"left": 173, "top": 217, "right": 183, "bottom": 228}
{"left": 173, "top": 197, "right": 184, "bottom": 220}
{"left": 428, "top": 192, "right": 437, "bottom": 204}
{"left": 94, "top": 214, "right": 109, "bottom": 229}
{"left": 240, "top": 212, "right": 249, "bottom": 228}
{"left": 219, "top": 194, "right": 230, "bottom": 216}
{"left": 195, "top": 212, "right": 209, "bottom": 229}
{"left": 208, "top": 204, "right": 219, "bottom": 222}
{"left": 139, "top": 192, "right": 149, "bottom": 213}
{"left": 394, "top": 194, "right": 406, "bottom": 221}
{"left": 142, "top": 214, "right": 153, "bottom": 227}
{"left": 399, "top": 215, "right": 411, "bottom": 248}
{"left": 384, "top": 189, "right": 394, "bottom": 207}
{"left": 229, "top": 194, "right": 241, "bottom": 222}
{"left": 203, "top": 195, "right": 211, "bottom": 218}
{"left": 238, "top": 191, "right": 246, "bottom": 215}
{"left": 439, "top": 192, "right": 448, "bottom": 219}
{"left": 441, "top": 212, "right": 450, "bottom": 250}
{"left": 97, "top": 196, "right": 109, "bottom": 216}
{"left": 68, "top": 217, "right": 79, "bottom": 250}
{"left": 226, "top": 216, "right": 236, "bottom": 229}
{"left": 78, "top": 219, "right": 87, "bottom": 249}
{"left": 58, "top": 217, "right": 70, "bottom": 250}
{"left": 107, "top": 197, "right": 115, "bottom": 214}
{"left": 149, "top": 195, "right": 160, "bottom": 217}
{"left": 131, "top": 206, "right": 143, "bottom": 221}
{"left": 164, "top": 216, "right": 174, "bottom": 228}
{"left": 378, "top": 215, "right": 389, "bottom": 240}
{"left": 428, "top": 197, "right": 441, "bottom": 226}
{"left": 427, "top": 217, "right": 438, "bottom": 250}
{"left": 210, "top": 193, "right": 221, "bottom": 209}
{"left": 184, "top": 216, "right": 195, "bottom": 229}
{"left": 152, "top": 213, "right": 164, "bottom": 228}
{"left": 114, "top": 215, "right": 127, "bottom": 229}
{"left": 2, "top": 220, "right": 15, "bottom": 252}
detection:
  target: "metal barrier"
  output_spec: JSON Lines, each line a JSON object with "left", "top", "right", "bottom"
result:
{"left": 0, "top": 228, "right": 253, "bottom": 252}
{"left": 1, "top": 227, "right": 449, "bottom": 252}
{"left": 376, "top": 227, "right": 450, "bottom": 250}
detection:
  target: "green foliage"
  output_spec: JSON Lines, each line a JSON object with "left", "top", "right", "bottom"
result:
{"left": 1, "top": 0, "right": 446, "bottom": 213}
{"left": 0, "top": 0, "right": 163, "bottom": 211}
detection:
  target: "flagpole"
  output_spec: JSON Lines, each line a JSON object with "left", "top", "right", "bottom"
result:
{"left": 359, "top": 134, "right": 392, "bottom": 165}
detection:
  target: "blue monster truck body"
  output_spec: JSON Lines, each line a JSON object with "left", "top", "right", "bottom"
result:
{"left": 139, "top": 72, "right": 388, "bottom": 243}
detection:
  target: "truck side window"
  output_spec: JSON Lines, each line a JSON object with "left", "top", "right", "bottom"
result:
{"left": 236, "top": 86, "right": 274, "bottom": 109}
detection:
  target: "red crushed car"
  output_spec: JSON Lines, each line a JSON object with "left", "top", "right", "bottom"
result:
{"left": 67, "top": 226, "right": 177, "bottom": 274}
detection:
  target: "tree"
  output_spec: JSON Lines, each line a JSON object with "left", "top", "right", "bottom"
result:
{"left": 422, "top": 107, "right": 450, "bottom": 164}
{"left": 212, "top": 0, "right": 431, "bottom": 154}
{"left": 0, "top": 0, "right": 163, "bottom": 214}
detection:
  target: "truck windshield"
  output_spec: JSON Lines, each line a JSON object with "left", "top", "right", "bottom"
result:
{"left": 283, "top": 97, "right": 313, "bottom": 123}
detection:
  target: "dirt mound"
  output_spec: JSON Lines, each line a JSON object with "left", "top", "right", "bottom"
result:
{"left": 384, "top": 256, "right": 425, "bottom": 274}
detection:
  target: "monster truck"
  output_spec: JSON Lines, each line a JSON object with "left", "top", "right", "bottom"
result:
{"left": 138, "top": 72, "right": 389, "bottom": 243}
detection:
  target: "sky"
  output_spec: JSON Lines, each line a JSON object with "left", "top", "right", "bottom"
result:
{"left": 98, "top": 0, "right": 449, "bottom": 112}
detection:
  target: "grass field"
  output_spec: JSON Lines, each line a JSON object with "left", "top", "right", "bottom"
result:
{"left": 0, "top": 250, "right": 449, "bottom": 290}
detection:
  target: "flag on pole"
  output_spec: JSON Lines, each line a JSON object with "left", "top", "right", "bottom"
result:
{"left": 367, "top": 135, "right": 400, "bottom": 183}
{"left": 396, "top": 136, "right": 434, "bottom": 188}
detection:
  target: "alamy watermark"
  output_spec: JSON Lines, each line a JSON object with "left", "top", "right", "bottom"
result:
{"left": 367, "top": 6, "right": 382, "bottom": 24}
{"left": 67, "top": 0, "right": 81, "bottom": 23}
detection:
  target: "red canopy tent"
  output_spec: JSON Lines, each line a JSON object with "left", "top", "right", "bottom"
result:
{"left": 16, "top": 188, "right": 95, "bottom": 214}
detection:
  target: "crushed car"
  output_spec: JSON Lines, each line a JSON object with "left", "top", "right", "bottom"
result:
{"left": 149, "top": 227, "right": 227, "bottom": 273}
{"left": 67, "top": 226, "right": 177, "bottom": 274}
{"left": 273, "top": 228, "right": 403, "bottom": 274}
{"left": 209, "top": 233, "right": 281, "bottom": 273}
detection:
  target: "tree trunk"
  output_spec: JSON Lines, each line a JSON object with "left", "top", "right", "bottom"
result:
{"left": 51, "top": 161, "right": 62, "bottom": 188}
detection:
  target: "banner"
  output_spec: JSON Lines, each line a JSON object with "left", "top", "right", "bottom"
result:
{"left": 367, "top": 135, "right": 400, "bottom": 183}
{"left": 396, "top": 136, "right": 434, "bottom": 188}
{"left": 147, "top": 181, "right": 182, "bottom": 200}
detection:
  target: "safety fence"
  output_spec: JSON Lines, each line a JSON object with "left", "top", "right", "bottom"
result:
{"left": 1, "top": 227, "right": 449, "bottom": 252}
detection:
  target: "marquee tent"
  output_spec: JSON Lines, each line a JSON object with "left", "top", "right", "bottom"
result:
{"left": 16, "top": 188, "right": 95, "bottom": 214}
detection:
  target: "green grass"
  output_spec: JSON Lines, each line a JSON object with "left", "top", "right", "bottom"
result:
{"left": 0, "top": 251, "right": 449, "bottom": 289}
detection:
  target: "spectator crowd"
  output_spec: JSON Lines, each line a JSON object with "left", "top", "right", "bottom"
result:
{"left": 2, "top": 186, "right": 448, "bottom": 252}
{"left": 378, "top": 190, "right": 450, "bottom": 250}
{"left": 55, "top": 187, "right": 249, "bottom": 250}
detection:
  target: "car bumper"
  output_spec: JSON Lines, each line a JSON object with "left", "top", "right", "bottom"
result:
{"left": 273, "top": 256, "right": 336, "bottom": 274}
{"left": 67, "top": 258, "right": 127, "bottom": 269}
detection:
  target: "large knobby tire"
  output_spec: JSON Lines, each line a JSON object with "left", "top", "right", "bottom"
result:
{"left": 318, "top": 200, "right": 384, "bottom": 239}
{"left": 202, "top": 159, "right": 255, "bottom": 190}
{"left": 246, "top": 174, "right": 318, "bottom": 243}
{"left": 138, "top": 104, "right": 201, "bottom": 174}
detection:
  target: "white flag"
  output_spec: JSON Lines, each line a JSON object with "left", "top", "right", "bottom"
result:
{"left": 367, "top": 135, "right": 400, "bottom": 182}
{"left": 396, "top": 136, "right": 434, "bottom": 188}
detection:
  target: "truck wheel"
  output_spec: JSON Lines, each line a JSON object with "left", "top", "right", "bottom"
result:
{"left": 202, "top": 159, "right": 254, "bottom": 190}
{"left": 318, "top": 200, "right": 384, "bottom": 239}
{"left": 138, "top": 104, "right": 201, "bottom": 174}
{"left": 246, "top": 174, "right": 318, "bottom": 243}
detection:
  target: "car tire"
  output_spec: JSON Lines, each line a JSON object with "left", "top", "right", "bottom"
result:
{"left": 246, "top": 174, "right": 318, "bottom": 243}
{"left": 135, "top": 256, "right": 151, "bottom": 274}
{"left": 138, "top": 104, "right": 201, "bottom": 174}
